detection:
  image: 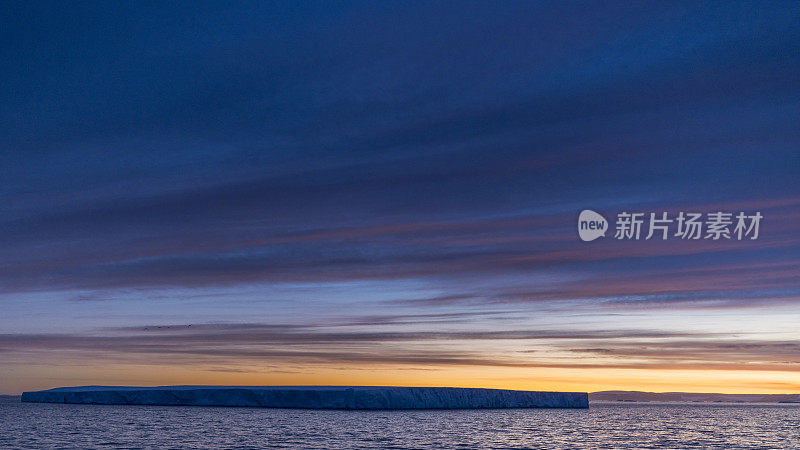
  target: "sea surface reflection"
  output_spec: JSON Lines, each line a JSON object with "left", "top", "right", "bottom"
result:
{"left": 2, "top": 397, "right": 798, "bottom": 449}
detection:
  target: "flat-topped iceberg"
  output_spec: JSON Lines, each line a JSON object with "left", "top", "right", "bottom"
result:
{"left": 22, "top": 386, "right": 588, "bottom": 409}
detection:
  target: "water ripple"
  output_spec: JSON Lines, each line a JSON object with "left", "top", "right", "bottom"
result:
{"left": 1, "top": 398, "right": 798, "bottom": 449}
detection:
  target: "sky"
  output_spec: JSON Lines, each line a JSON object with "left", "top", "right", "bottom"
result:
{"left": 1, "top": 1, "right": 799, "bottom": 394}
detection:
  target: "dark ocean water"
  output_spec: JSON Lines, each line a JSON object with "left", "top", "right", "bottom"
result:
{"left": 1, "top": 397, "right": 798, "bottom": 449}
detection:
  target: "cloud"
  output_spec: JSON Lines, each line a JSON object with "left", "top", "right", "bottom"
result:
{"left": 2, "top": 201, "right": 799, "bottom": 301}
{"left": 2, "top": 323, "right": 797, "bottom": 372}
{"left": 2, "top": 2, "right": 800, "bottom": 391}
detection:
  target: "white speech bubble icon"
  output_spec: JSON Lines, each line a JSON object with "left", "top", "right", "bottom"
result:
{"left": 578, "top": 210, "right": 607, "bottom": 242}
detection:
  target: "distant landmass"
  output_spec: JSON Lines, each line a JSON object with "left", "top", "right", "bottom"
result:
{"left": 21, "top": 386, "right": 589, "bottom": 409}
{"left": 16, "top": 388, "right": 800, "bottom": 407}
{"left": 590, "top": 391, "right": 800, "bottom": 403}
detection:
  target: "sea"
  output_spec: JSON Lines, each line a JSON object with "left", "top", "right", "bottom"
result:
{"left": 1, "top": 397, "right": 798, "bottom": 449}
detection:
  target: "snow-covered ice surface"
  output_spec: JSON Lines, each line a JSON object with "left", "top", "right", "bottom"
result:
{"left": 22, "top": 386, "right": 588, "bottom": 409}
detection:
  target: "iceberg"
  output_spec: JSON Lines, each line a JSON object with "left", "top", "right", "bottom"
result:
{"left": 22, "top": 386, "right": 588, "bottom": 409}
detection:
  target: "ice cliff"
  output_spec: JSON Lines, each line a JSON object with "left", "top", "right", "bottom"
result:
{"left": 22, "top": 386, "right": 588, "bottom": 409}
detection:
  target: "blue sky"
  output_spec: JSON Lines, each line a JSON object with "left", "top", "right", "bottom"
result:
{"left": 1, "top": 1, "right": 799, "bottom": 393}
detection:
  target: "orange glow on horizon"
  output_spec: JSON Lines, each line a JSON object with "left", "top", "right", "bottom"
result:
{"left": 8, "top": 362, "right": 800, "bottom": 396}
